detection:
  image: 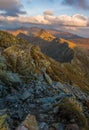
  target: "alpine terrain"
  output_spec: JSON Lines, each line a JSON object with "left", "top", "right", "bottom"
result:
{"left": 0, "top": 30, "right": 89, "bottom": 130}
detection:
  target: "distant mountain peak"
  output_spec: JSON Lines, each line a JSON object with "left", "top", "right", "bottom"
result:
{"left": 7, "top": 29, "right": 29, "bottom": 36}
{"left": 35, "top": 29, "right": 55, "bottom": 41}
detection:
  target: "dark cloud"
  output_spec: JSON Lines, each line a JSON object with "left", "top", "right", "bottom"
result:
{"left": 62, "top": 0, "right": 89, "bottom": 10}
{"left": 0, "top": 0, "right": 26, "bottom": 16}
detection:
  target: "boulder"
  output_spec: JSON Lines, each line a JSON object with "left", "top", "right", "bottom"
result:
{"left": 39, "top": 122, "right": 49, "bottom": 130}
{"left": 16, "top": 125, "right": 28, "bottom": 130}
{"left": 20, "top": 89, "right": 33, "bottom": 101}
{"left": 22, "top": 114, "right": 38, "bottom": 130}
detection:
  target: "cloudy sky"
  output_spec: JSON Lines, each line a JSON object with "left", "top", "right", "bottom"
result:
{"left": 0, "top": 0, "right": 89, "bottom": 37}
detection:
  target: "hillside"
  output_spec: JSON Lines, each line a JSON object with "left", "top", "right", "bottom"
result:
{"left": 7, "top": 27, "right": 89, "bottom": 50}
{"left": 70, "top": 38, "right": 89, "bottom": 50}
{"left": 17, "top": 32, "right": 76, "bottom": 62}
{"left": 7, "top": 27, "right": 42, "bottom": 37}
{"left": 0, "top": 30, "right": 28, "bottom": 48}
{"left": 7, "top": 29, "right": 29, "bottom": 36}
{"left": 8, "top": 27, "right": 89, "bottom": 51}
{"left": 0, "top": 30, "right": 89, "bottom": 130}
{"left": 47, "top": 29, "right": 82, "bottom": 39}
{"left": 7, "top": 27, "right": 82, "bottom": 39}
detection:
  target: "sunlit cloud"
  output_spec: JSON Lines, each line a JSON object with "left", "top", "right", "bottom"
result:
{"left": 43, "top": 10, "right": 54, "bottom": 16}
{"left": 0, "top": 13, "right": 88, "bottom": 27}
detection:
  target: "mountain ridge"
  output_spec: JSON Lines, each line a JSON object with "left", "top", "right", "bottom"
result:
{"left": 6, "top": 27, "right": 83, "bottom": 39}
{"left": 0, "top": 30, "right": 89, "bottom": 130}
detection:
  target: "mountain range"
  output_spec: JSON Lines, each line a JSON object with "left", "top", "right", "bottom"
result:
{"left": 7, "top": 27, "right": 89, "bottom": 50}
{"left": 7, "top": 27, "right": 82, "bottom": 39}
{"left": 0, "top": 29, "right": 89, "bottom": 130}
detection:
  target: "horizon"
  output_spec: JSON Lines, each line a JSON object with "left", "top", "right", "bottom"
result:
{"left": 0, "top": 0, "right": 89, "bottom": 37}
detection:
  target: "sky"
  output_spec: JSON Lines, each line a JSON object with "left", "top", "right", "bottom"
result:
{"left": 0, "top": 0, "right": 89, "bottom": 37}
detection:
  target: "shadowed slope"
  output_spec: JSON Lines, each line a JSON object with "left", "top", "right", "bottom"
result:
{"left": 17, "top": 33, "right": 75, "bottom": 62}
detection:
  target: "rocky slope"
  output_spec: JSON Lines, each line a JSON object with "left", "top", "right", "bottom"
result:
{"left": 17, "top": 33, "right": 76, "bottom": 62}
{"left": 0, "top": 30, "right": 89, "bottom": 130}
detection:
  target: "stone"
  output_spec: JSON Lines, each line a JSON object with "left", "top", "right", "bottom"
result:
{"left": 39, "top": 122, "right": 49, "bottom": 130}
{"left": 16, "top": 125, "right": 28, "bottom": 130}
{"left": 38, "top": 114, "right": 48, "bottom": 121}
{"left": 0, "top": 109, "right": 7, "bottom": 116}
{"left": 0, "top": 99, "right": 5, "bottom": 109}
{"left": 51, "top": 123, "right": 64, "bottom": 130}
{"left": 55, "top": 123, "right": 64, "bottom": 130}
{"left": 43, "top": 72, "right": 52, "bottom": 85}
{"left": 23, "top": 114, "right": 38, "bottom": 130}
{"left": 20, "top": 90, "right": 32, "bottom": 100}
{"left": 5, "top": 95, "right": 18, "bottom": 104}
{"left": 65, "top": 124, "right": 79, "bottom": 130}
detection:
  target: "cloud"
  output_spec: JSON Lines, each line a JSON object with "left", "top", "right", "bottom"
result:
{"left": 0, "top": 13, "right": 89, "bottom": 37}
{"left": 43, "top": 10, "right": 54, "bottom": 16}
{"left": 0, "top": 0, "right": 26, "bottom": 16}
{"left": 0, "top": 13, "right": 88, "bottom": 27}
{"left": 62, "top": 0, "right": 89, "bottom": 10}
{"left": 0, "top": 9, "right": 89, "bottom": 28}
{"left": 44, "top": 14, "right": 88, "bottom": 27}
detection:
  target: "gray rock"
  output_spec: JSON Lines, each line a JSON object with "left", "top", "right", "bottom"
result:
{"left": 16, "top": 125, "right": 28, "bottom": 130}
{"left": 5, "top": 95, "right": 18, "bottom": 103}
{"left": 51, "top": 123, "right": 64, "bottom": 130}
{"left": 0, "top": 109, "right": 7, "bottom": 116}
{"left": 0, "top": 99, "right": 6, "bottom": 109}
{"left": 39, "top": 122, "right": 49, "bottom": 130}
{"left": 43, "top": 72, "right": 52, "bottom": 85}
{"left": 20, "top": 89, "right": 32, "bottom": 100}
{"left": 36, "top": 93, "right": 72, "bottom": 105}
{"left": 55, "top": 123, "right": 64, "bottom": 130}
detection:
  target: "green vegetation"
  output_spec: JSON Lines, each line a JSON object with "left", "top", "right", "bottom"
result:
{"left": 0, "top": 30, "right": 28, "bottom": 49}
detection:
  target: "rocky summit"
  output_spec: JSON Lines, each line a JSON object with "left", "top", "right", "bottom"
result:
{"left": 0, "top": 30, "right": 89, "bottom": 130}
